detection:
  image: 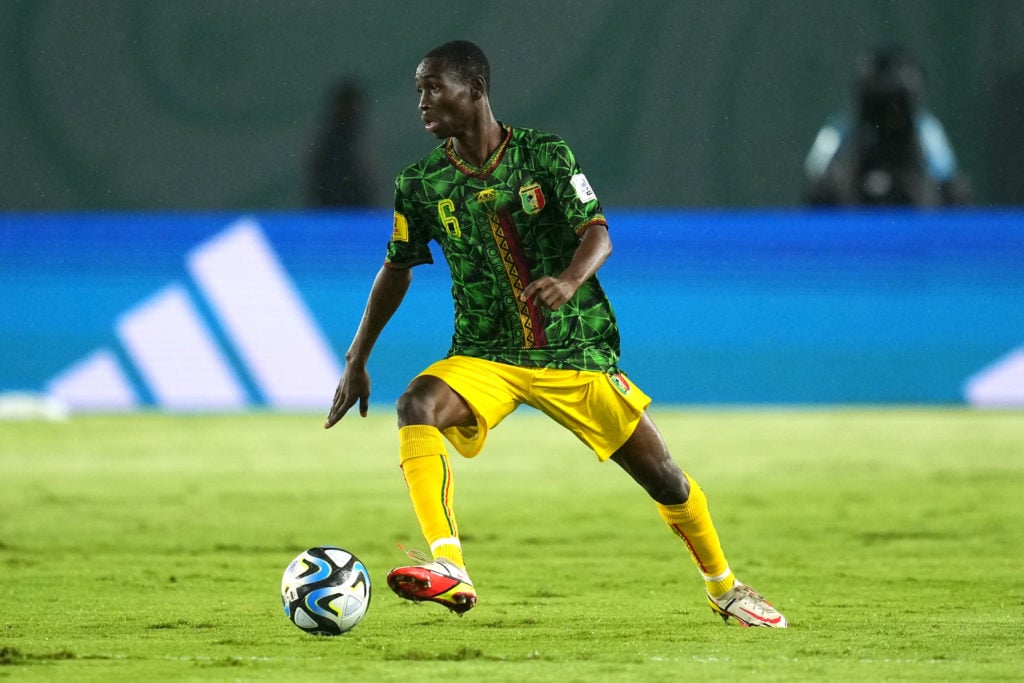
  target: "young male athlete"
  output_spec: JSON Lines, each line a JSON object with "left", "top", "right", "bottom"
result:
{"left": 324, "top": 40, "right": 787, "bottom": 628}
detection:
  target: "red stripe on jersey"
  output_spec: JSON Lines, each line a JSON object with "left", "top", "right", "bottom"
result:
{"left": 496, "top": 208, "right": 548, "bottom": 348}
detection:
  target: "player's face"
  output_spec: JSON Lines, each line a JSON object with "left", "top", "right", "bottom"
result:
{"left": 415, "top": 58, "right": 475, "bottom": 139}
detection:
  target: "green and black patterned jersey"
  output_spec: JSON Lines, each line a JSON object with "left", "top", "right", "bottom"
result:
{"left": 387, "top": 125, "right": 620, "bottom": 372}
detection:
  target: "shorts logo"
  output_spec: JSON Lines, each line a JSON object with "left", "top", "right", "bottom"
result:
{"left": 609, "top": 371, "right": 631, "bottom": 395}
{"left": 518, "top": 182, "right": 546, "bottom": 214}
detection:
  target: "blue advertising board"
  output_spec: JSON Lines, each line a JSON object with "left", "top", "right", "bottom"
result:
{"left": 1, "top": 210, "right": 1022, "bottom": 412}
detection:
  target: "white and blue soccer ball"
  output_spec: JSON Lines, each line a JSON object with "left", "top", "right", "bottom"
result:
{"left": 281, "top": 546, "right": 371, "bottom": 635}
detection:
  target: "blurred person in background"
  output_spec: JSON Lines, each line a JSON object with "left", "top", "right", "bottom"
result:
{"left": 804, "top": 46, "right": 972, "bottom": 207}
{"left": 307, "top": 79, "right": 376, "bottom": 207}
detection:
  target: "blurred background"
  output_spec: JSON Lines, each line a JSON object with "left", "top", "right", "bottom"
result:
{"left": 2, "top": 0, "right": 1023, "bottom": 414}
{"left": 2, "top": 0, "right": 1023, "bottom": 210}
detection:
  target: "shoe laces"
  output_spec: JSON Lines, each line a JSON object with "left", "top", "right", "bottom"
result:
{"left": 713, "top": 582, "right": 762, "bottom": 606}
{"left": 396, "top": 544, "right": 431, "bottom": 564}
{"left": 734, "top": 584, "right": 767, "bottom": 602}
{"left": 726, "top": 583, "right": 775, "bottom": 612}
{"left": 395, "top": 543, "right": 472, "bottom": 584}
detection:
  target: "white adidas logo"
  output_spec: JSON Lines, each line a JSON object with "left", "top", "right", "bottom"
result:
{"left": 963, "top": 346, "right": 1024, "bottom": 408}
{"left": 21, "top": 215, "right": 1024, "bottom": 411}
{"left": 45, "top": 218, "right": 341, "bottom": 412}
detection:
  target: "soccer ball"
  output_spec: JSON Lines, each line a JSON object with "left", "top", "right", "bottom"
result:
{"left": 281, "top": 546, "right": 371, "bottom": 635}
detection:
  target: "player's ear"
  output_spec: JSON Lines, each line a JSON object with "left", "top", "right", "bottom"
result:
{"left": 470, "top": 75, "right": 487, "bottom": 99}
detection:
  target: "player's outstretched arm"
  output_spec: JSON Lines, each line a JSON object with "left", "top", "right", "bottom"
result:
{"left": 325, "top": 265, "right": 412, "bottom": 428}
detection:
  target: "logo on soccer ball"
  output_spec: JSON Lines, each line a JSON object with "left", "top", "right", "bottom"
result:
{"left": 281, "top": 546, "right": 371, "bottom": 636}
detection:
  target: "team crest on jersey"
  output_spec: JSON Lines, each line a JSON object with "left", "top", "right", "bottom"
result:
{"left": 518, "top": 182, "right": 546, "bottom": 214}
{"left": 609, "top": 371, "right": 631, "bottom": 395}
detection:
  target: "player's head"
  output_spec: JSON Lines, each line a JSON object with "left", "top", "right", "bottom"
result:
{"left": 422, "top": 40, "right": 491, "bottom": 94}
{"left": 854, "top": 46, "right": 924, "bottom": 136}
{"left": 415, "top": 40, "right": 492, "bottom": 139}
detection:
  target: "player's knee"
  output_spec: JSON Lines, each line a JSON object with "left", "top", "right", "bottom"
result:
{"left": 611, "top": 448, "right": 690, "bottom": 505}
{"left": 395, "top": 386, "right": 432, "bottom": 426}
{"left": 396, "top": 377, "right": 451, "bottom": 426}
{"left": 643, "top": 457, "right": 691, "bottom": 504}
{"left": 647, "top": 468, "right": 690, "bottom": 505}
{"left": 396, "top": 375, "right": 474, "bottom": 429}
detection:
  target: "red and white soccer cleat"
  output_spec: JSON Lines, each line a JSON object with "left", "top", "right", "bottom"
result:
{"left": 386, "top": 554, "right": 477, "bottom": 616}
{"left": 707, "top": 581, "right": 787, "bottom": 628}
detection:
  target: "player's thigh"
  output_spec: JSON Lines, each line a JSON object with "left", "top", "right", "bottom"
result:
{"left": 418, "top": 357, "right": 526, "bottom": 423}
{"left": 415, "top": 356, "right": 527, "bottom": 458}
{"left": 533, "top": 369, "right": 651, "bottom": 460}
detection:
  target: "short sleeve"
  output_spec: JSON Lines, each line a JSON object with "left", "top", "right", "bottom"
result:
{"left": 385, "top": 177, "right": 433, "bottom": 268}
{"left": 543, "top": 137, "right": 607, "bottom": 235}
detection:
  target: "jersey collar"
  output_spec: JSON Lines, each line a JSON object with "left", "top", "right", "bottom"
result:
{"left": 445, "top": 124, "right": 512, "bottom": 179}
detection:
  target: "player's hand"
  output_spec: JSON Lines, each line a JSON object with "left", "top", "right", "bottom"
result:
{"left": 520, "top": 276, "right": 576, "bottom": 311}
{"left": 324, "top": 366, "right": 371, "bottom": 428}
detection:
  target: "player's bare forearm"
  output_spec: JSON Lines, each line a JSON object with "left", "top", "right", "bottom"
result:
{"left": 520, "top": 225, "right": 611, "bottom": 310}
{"left": 325, "top": 265, "right": 412, "bottom": 428}
{"left": 562, "top": 224, "right": 611, "bottom": 286}
{"left": 345, "top": 265, "right": 412, "bottom": 368}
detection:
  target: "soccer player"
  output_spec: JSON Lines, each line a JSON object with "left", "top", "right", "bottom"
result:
{"left": 325, "top": 40, "right": 787, "bottom": 628}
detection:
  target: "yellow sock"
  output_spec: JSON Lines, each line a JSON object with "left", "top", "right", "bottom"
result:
{"left": 398, "top": 425, "right": 465, "bottom": 568}
{"left": 657, "top": 473, "right": 735, "bottom": 598}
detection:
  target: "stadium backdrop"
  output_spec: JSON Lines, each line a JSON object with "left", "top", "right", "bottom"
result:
{"left": 1, "top": 210, "right": 1022, "bottom": 412}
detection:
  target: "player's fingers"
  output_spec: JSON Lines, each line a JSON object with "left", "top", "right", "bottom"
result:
{"left": 519, "top": 277, "right": 547, "bottom": 302}
{"left": 324, "top": 395, "right": 352, "bottom": 429}
{"left": 359, "top": 393, "right": 369, "bottom": 418}
{"left": 324, "top": 392, "right": 341, "bottom": 428}
{"left": 324, "top": 407, "right": 341, "bottom": 429}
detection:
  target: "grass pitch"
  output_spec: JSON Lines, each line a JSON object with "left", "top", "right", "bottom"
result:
{"left": 1, "top": 408, "right": 1022, "bottom": 681}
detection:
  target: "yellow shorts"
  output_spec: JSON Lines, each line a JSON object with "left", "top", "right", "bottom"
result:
{"left": 419, "top": 356, "right": 651, "bottom": 461}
